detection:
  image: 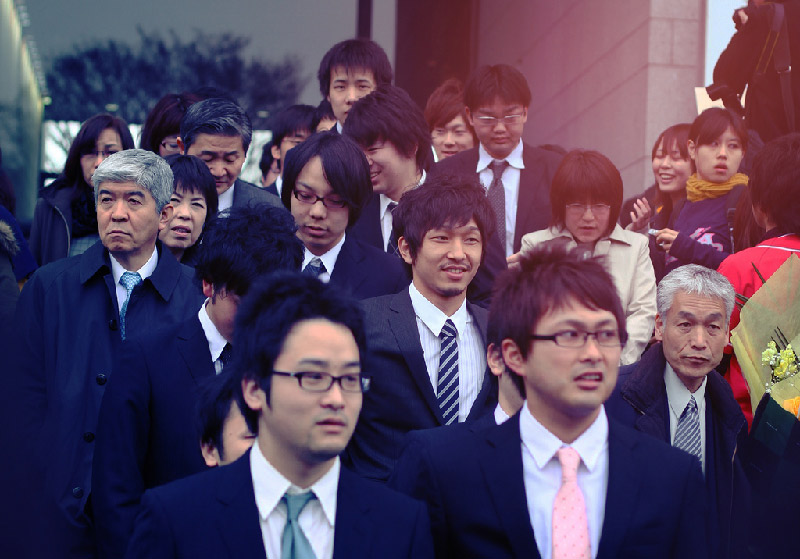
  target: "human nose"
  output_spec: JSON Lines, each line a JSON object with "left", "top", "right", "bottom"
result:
{"left": 345, "top": 85, "right": 358, "bottom": 104}
{"left": 444, "top": 131, "right": 455, "bottom": 145}
{"left": 321, "top": 380, "right": 346, "bottom": 409}
{"left": 207, "top": 161, "right": 225, "bottom": 178}
{"left": 689, "top": 326, "right": 708, "bottom": 348}
{"left": 308, "top": 198, "right": 326, "bottom": 217}
{"left": 174, "top": 202, "right": 191, "bottom": 219}
{"left": 492, "top": 119, "right": 508, "bottom": 132}
{"left": 448, "top": 237, "right": 465, "bottom": 259}
{"left": 110, "top": 199, "right": 128, "bottom": 221}
{"left": 580, "top": 334, "right": 604, "bottom": 361}
{"left": 717, "top": 144, "right": 727, "bottom": 158}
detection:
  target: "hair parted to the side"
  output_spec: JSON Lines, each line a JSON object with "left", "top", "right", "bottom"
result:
{"left": 91, "top": 149, "right": 172, "bottom": 213}
{"left": 424, "top": 78, "right": 478, "bottom": 144}
{"left": 657, "top": 264, "right": 735, "bottom": 321}
{"left": 180, "top": 98, "right": 253, "bottom": 152}
{"left": 317, "top": 38, "right": 393, "bottom": 98}
{"left": 463, "top": 64, "right": 531, "bottom": 112}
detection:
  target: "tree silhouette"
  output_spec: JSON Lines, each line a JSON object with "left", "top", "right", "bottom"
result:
{"left": 45, "top": 28, "right": 304, "bottom": 128}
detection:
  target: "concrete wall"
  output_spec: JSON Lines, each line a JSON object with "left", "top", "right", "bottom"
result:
{"left": 472, "top": 0, "right": 705, "bottom": 198}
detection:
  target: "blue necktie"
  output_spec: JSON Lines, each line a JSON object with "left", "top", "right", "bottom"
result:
{"left": 119, "top": 271, "right": 142, "bottom": 340}
{"left": 281, "top": 491, "right": 317, "bottom": 559}
{"left": 437, "top": 319, "right": 460, "bottom": 425}
{"left": 303, "top": 257, "right": 325, "bottom": 278}
{"left": 674, "top": 395, "right": 703, "bottom": 473}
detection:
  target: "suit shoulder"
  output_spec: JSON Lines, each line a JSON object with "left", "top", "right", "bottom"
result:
{"left": 144, "top": 459, "right": 226, "bottom": 507}
{"left": 361, "top": 292, "right": 404, "bottom": 314}
{"left": 523, "top": 143, "right": 565, "bottom": 168}
{"left": 429, "top": 148, "right": 479, "bottom": 177}
{"left": 611, "top": 419, "right": 696, "bottom": 469}
{"left": 236, "top": 179, "right": 282, "bottom": 208}
{"left": 342, "top": 468, "right": 427, "bottom": 513}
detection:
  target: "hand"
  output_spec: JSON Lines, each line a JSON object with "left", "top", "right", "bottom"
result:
{"left": 625, "top": 198, "right": 652, "bottom": 231}
{"left": 507, "top": 251, "right": 522, "bottom": 269}
{"left": 655, "top": 229, "right": 678, "bottom": 253}
{"left": 734, "top": 8, "right": 749, "bottom": 27}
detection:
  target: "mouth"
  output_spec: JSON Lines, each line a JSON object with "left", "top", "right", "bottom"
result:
{"left": 108, "top": 229, "right": 129, "bottom": 236}
{"left": 659, "top": 173, "right": 675, "bottom": 182}
{"left": 441, "top": 264, "right": 470, "bottom": 280}
{"left": 171, "top": 225, "right": 191, "bottom": 234}
{"left": 303, "top": 225, "right": 327, "bottom": 237}
{"left": 575, "top": 372, "right": 604, "bottom": 388}
{"left": 714, "top": 164, "right": 728, "bottom": 172}
{"left": 684, "top": 356, "right": 709, "bottom": 366}
{"left": 316, "top": 417, "right": 348, "bottom": 432}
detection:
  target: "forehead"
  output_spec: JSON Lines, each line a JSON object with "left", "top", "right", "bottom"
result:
{"left": 667, "top": 291, "right": 727, "bottom": 317}
{"left": 330, "top": 66, "right": 376, "bottom": 84}
{"left": 297, "top": 157, "right": 333, "bottom": 191}
{"left": 537, "top": 297, "right": 617, "bottom": 330}
{"left": 276, "top": 318, "right": 360, "bottom": 364}
{"left": 98, "top": 180, "right": 153, "bottom": 199}
{"left": 188, "top": 133, "right": 245, "bottom": 154}
{"left": 425, "top": 218, "right": 480, "bottom": 235}
{"left": 96, "top": 128, "right": 122, "bottom": 145}
{"left": 473, "top": 98, "right": 525, "bottom": 115}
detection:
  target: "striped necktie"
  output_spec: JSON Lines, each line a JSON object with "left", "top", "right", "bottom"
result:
{"left": 119, "top": 271, "right": 142, "bottom": 340}
{"left": 674, "top": 395, "right": 703, "bottom": 473}
{"left": 437, "top": 319, "right": 459, "bottom": 425}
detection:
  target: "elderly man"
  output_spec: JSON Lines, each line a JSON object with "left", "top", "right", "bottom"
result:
{"left": 3, "top": 150, "right": 204, "bottom": 557}
{"left": 177, "top": 97, "right": 281, "bottom": 213}
{"left": 606, "top": 264, "right": 748, "bottom": 559}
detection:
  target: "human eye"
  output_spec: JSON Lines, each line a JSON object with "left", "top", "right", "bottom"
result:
{"left": 128, "top": 197, "right": 142, "bottom": 206}
{"left": 299, "top": 371, "right": 328, "bottom": 389}
{"left": 326, "top": 196, "right": 345, "bottom": 208}
{"left": 296, "top": 190, "right": 315, "bottom": 202}
{"left": 340, "top": 374, "right": 361, "bottom": 391}
{"left": 597, "top": 329, "right": 620, "bottom": 344}
{"left": 169, "top": 195, "right": 181, "bottom": 204}
{"left": 558, "top": 330, "right": 581, "bottom": 342}
{"left": 192, "top": 200, "right": 206, "bottom": 209}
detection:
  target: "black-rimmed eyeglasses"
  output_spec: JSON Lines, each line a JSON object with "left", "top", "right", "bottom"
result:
{"left": 292, "top": 190, "right": 347, "bottom": 209}
{"left": 530, "top": 329, "right": 622, "bottom": 348}
{"left": 271, "top": 371, "right": 371, "bottom": 393}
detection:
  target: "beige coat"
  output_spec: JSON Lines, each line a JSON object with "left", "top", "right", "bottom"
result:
{"left": 520, "top": 224, "right": 657, "bottom": 365}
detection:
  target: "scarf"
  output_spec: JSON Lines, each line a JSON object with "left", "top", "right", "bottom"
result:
{"left": 685, "top": 173, "right": 748, "bottom": 202}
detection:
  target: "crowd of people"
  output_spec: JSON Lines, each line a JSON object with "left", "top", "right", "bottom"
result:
{"left": 2, "top": 32, "right": 800, "bottom": 559}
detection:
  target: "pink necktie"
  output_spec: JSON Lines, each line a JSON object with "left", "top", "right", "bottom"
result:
{"left": 552, "top": 446, "right": 591, "bottom": 559}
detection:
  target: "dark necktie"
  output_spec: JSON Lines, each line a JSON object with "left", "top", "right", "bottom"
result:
{"left": 674, "top": 395, "right": 703, "bottom": 473}
{"left": 218, "top": 343, "right": 233, "bottom": 372}
{"left": 437, "top": 319, "right": 459, "bottom": 425}
{"left": 281, "top": 491, "right": 317, "bottom": 559}
{"left": 302, "top": 257, "right": 326, "bottom": 278}
{"left": 488, "top": 160, "right": 509, "bottom": 251}
{"left": 386, "top": 201, "right": 398, "bottom": 255}
{"left": 119, "top": 271, "right": 142, "bottom": 340}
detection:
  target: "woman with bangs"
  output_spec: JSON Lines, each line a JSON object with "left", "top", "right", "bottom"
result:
{"left": 513, "top": 149, "right": 657, "bottom": 365}
{"left": 655, "top": 107, "right": 748, "bottom": 273}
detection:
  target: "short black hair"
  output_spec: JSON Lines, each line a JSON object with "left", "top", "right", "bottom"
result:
{"left": 344, "top": 85, "right": 432, "bottom": 173}
{"left": 234, "top": 272, "right": 366, "bottom": 433}
{"left": 180, "top": 98, "right": 253, "bottom": 152}
{"left": 490, "top": 245, "right": 627, "bottom": 361}
{"left": 317, "top": 38, "right": 393, "bottom": 98}
{"left": 464, "top": 64, "right": 532, "bottom": 112}
{"left": 424, "top": 78, "right": 477, "bottom": 144}
{"left": 281, "top": 131, "right": 372, "bottom": 227}
{"left": 259, "top": 141, "right": 276, "bottom": 178}
{"left": 392, "top": 173, "right": 493, "bottom": 263}
{"left": 139, "top": 92, "right": 202, "bottom": 153}
{"left": 750, "top": 132, "right": 800, "bottom": 235}
{"left": 164, "top": 154, "right": 219, "bottom": 224}
{"left": 314, "top": 99, "right": 336, "bottom": 128}
{"left": 196, "top": 370, "right": 247, "bottom": 462}
{"left": 269, "top": 105, "right": 316, "bottom": 147}
{"left": 194, "top": 204, "right": 303, "bottom": 295}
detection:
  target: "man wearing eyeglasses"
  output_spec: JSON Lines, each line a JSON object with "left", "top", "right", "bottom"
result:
{"left": 431, "top": 64, "right": 563, "bottom": 305}
{"left": 281, "top": 130, "right": 408, "bottom": 299}
{"left": 391, "top": 246, "right": 708, "bottom": 559}
{"left": 126, "top": 273, "right": 434, "bottom": 559}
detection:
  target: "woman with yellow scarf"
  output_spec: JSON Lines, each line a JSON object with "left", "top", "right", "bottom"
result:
{"left": 655, "top": 107, "right": 748, "bottom": 274}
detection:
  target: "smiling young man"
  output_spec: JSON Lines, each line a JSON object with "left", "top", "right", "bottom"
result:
{"left": 125, "top": 273, "right": 434, "bottom": 559}
{"left": 606, "top": 264, "right": 747, "bottom": 558}
{"left": 345, "top": 174, "right": 496, "bottom": 482}
{"left": 280, "top": 130, "right": 407, "bottom": 299}
{"left": 344, "top": 85, "right": 432, "bottom": 254}
{"left": 391, "top": 246, "right": 709, "bottom": 559}
{"left": 3, "top": 150, "right": 204, "bottom": 557}
{"left": 431, "top": 64, "right": 563, "bottom": 305}
{"left": 177, "top": 97, "right": 282, "bottom": 213}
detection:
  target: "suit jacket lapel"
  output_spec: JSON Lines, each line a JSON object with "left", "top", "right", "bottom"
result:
{"left": 477, "top": 414, "right": 540, "bottom": 558}
{"left": 216, "top": 451, "right": 267, "bottom": 557}
{"left": 597, "top": 420, "right": 641, "bottom": 558}
{"left": 466, "top": 303, "right": 495, "bottom": 421}
{"left": 388, "top": 291, "right": 444, "bottom": 423}
{"left": 329, "top": 236, "right": 365, "bottom": 293}
{"left": 177, "top": 315, "right": 215, "bottom": 385}
{"left": 332, "top": 468, "right": 371, "bottom": 558}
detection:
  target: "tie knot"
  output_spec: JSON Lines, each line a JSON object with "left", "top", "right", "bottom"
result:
{"left": 387, "top": 201, "right": 397, "bottom": 213}
{"left": 682, "top": 395, "right": 698, "bottom": 417}
{"left": 556, "top": 446, "right": 581, "bottom": 481}
{"left": 283, "top": 491, "right": 315, "bottom": 522}
{"left": 303, "top": 257, "right": 326, "bottom": 278}
{"left": 489, "top": 159, "right": 509, "bottom": 179}
{"left": 218, "top": 343, "right": 233, "bottom": 367}
{"left": 440, "top": 319, "right": 457, "bottom": 340}
{"left": 120, "top": 271, "right": 142, "bottom": 292}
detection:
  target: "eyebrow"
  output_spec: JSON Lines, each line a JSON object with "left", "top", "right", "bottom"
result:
{"left": 675, "top": 311, "right": 724, "bottom": 321}
{"left": 199, "top": 150, "right": 240, "bottom": 156}
{"left": 551, "top": 318, "right": 617, "bottom": 330}
{"left": 296, "top": 358, "right": 361, "bottom": 368}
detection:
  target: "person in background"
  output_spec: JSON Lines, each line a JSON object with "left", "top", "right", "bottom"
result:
{"left": 314, "top": 98, "right": 338, "bottom": 132}
{"left": 258, "top": 141, "right": 281, "bottom": 189}
{"left": 263, "top": 104, "right": 316, "bottom": 197}
{"left": 424, "top": 78, "right": 477, "bottom": 162}
{"left": 158, "top": 154, "right": 219, "bottom": 266}
{"left": 512, "top": 150, "right": 656, "bottom": 365}
{"left": 0, "top": 144, "right": 36, "bottom": 285}
{"left": 139, "top": 92, "right": 202, "bottom": 156}
{"left": 29, "top": 113, "right": 135, "bottom": 265}
{"left": 197, "top": 370, "right": 255, "bottom": 468}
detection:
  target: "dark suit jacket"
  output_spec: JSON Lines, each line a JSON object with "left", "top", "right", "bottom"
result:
{"left": 349, "top": 193, "right": 384, "bottom": 251}
{"left": 390, "top": 411, "right": 708, "bottom": 559}
{"left": 344, "top": 290, "right": 495, "bottom": 481}
{"left": 263, "top": 180, "right": 279, "bottom": 197}
{"left": 93, "top": 315, "right": 217, "bottom": 558}
{"left": 329, "top": 234, "right": 408, "bottom": 299}
{"left": 430, "top": 143, "right": 563, "bottom": 304}
{"left": 125, "top": 450, "right": 434, "bottom": 559}
{"left": 231, "top": 178, "right": 282, "bottom": 209}
{"left": 605, "top": 343, "right": 749, "bottom": 559}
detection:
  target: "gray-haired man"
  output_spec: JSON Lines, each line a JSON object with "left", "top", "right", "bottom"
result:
{"left": 606, "top": 264, "right": 748, "bottom": 558}
{"left": 3, "top": 149, "right": 204, "bottom": 557}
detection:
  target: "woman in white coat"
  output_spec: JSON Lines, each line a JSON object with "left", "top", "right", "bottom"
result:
{"left": 510, "top": 149, "right": 656, "bottom": 365}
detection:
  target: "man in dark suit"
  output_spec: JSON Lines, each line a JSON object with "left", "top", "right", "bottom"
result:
{"left": 92, "top": 205, "right": 303, "bottom": 559}
{"left": 125, "top": 273, "right": 434, "bottom": 559}
{"left": 263, "top": 104, "right": 315, "bottom": 197}
{"left": 391, "top": 247, "right": 708, "bottom": 559}
{"left": 430, "top": 64, "right": 563, "bottom": 304}
{"left": 345, "top": 175, "right": 496, "bottom": 481}
{"left": 1, "top": 150, "right": 205, "bottom": 557}
{"left": 177, "top": 97, "right": 282, "bottom": 213}
{"left": 280, "top": 130, "right": 407, "bottom": 299}
{"left": 605, "top": 264, "right": 748, "bottom": 558}
{"left": 344, "top": 85, "right": 432, "bottom": 253}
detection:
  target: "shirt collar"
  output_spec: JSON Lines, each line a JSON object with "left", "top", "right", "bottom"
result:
{"left": 547, "top": 223, "right": 632, "bottom": 246}
{"left": 302, "top": 234, "right": 346, "bottom": 273}
{"left": 109, "top": 245, "right": 158, "bottom": 286}
{"left": 408, "top": 282, "right": 470, "bottom": 336}
{"left": 520, "top": 402, "right": 609, "bottom": 472}
{"left": 218, "top": 183, "right": 235, "bottom": 212}
{"left": 664, "top": 361, "right": 707, "bottom": 419}
{"left": 250, "top": 442, "right": 339, "bottom": 526}
{"left": 476, "top": 140, "right": 525, "bottom": 173}
{"left": 275, "top": 175, "right": 283, "bottom": 197}
{"left": 197, "top": 299, "right": 228, "bottom": 359}
{"left": 379, "top": 194, "right": 396, "bottom": 218}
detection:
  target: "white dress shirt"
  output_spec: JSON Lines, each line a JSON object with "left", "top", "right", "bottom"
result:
{"left": 476, "top": 140, "right": 525, "bottom": 257}
{"left": 217, "top": 184, "right": 235, "bottom": 212}
{"left": 408, "top": 283, "right": 486, "bottom": 422}
{"left": 301, "top": 234, "right": 346, "bottom": 283}
{"left": 379, "top": 170, "right": 426, "bottom": 250}
{"left": 520, "top": 404, "right": 609, "bottom": 559}
{"left": 197, "top": 300, "right": 228, "bottom": 374}
{"left": 494, "top": 403, "right": 510, "bottom": 424}
{"left": 109, "top": 247, "right": 158, "bottom": 314}
{"left": 664, "top": 362, "right": 707, "bottom": 473}
{"left": 274, "top": 175, "right": 283, "bottom": 197}
{"left": 251, "top": 443, "right": 338, "bottom": 559}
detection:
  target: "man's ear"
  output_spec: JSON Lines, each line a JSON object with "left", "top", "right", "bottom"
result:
{"left": 687, "top": 139, "right": 696, "bottom": 162}
{"left": 241, "top": 378, "right": 266, "bottom": 413}
{"left": 271, "top": 143, "right": 281, "bottom": 161}
{"left": 501, "top": 338, "right": 526, "bottom": 377}
{"left": 201, "top": 443, "right": 221, "bottom": 467}
{"left": 654, "top": 313, "right": 664, "bottom": 342}
{"left": 465, "top": 107, "right": 474, "bottom": 128}
{"left": 159, "top": 204, "right": 173, "bottom": 232}
{"left": 487, "top": 343, "right": 506, "bottom": 378}
{"left": 177, "top": 137, "right": 186, "bottom": 155}
{"left": 397, "top": 236, "right": 413, "bottom": 265}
